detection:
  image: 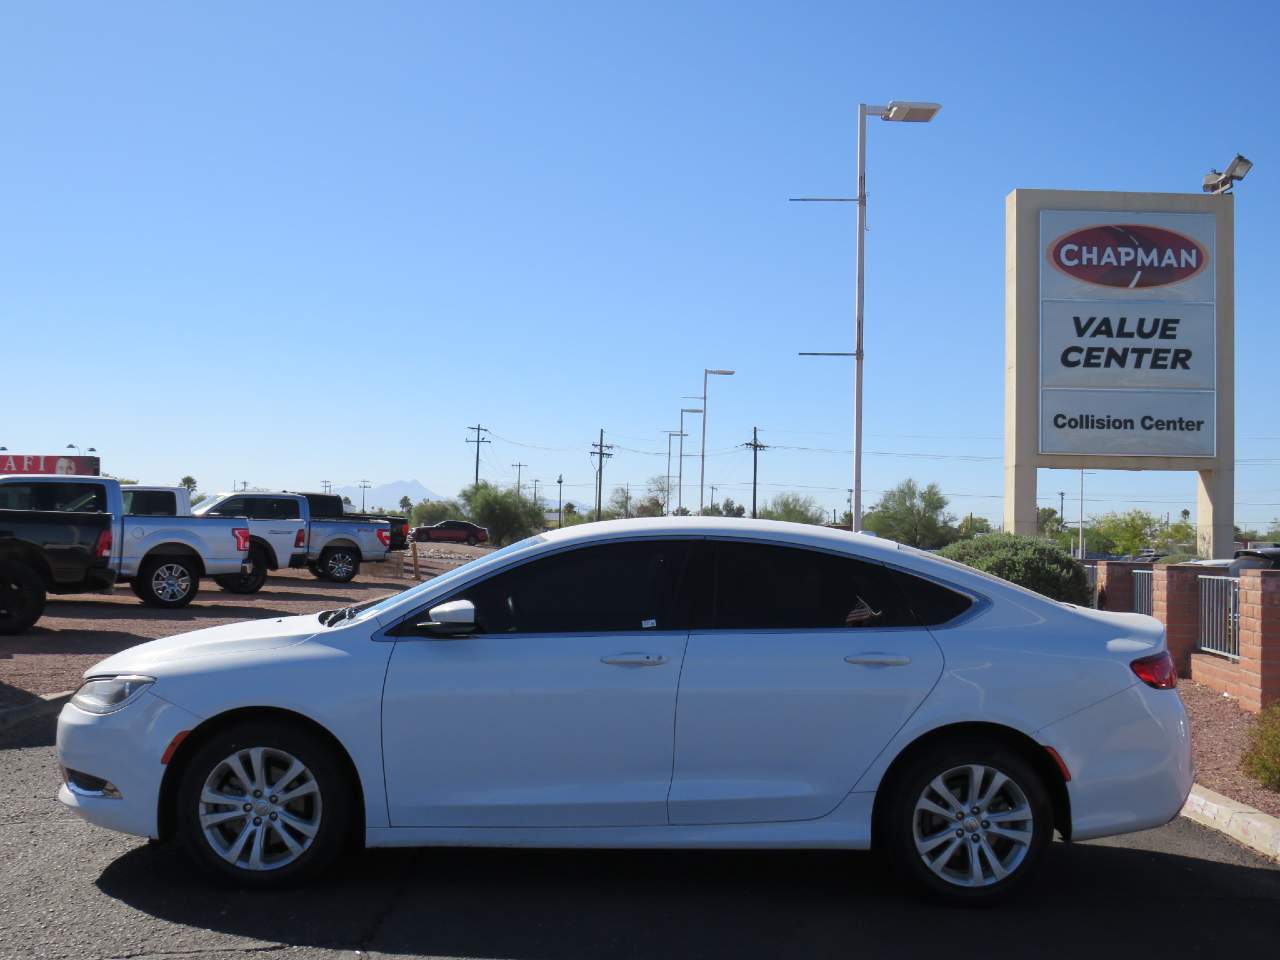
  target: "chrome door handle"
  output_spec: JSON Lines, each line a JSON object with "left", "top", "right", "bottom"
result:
{"left": 845, "top": 653, "right": 912, "bottom": 667}
{"left": 601, "top": 653, "right": 668, "bottom": 667}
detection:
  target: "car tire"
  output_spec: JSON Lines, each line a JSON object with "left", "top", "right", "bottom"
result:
{"left": 0, "top": 561, "right": 47, "bottom": 635}
{"left": 465, "top": 535, "right": 478, "bottom": 546}
{"left": 214, "top": 546, "right": 269, "bottom": 594}
{"left": 880, "top": 737, "right": 1052, "bottom": 906}
{"left": 135, "top": 555, "right": 200, "bottom": 609}
{"left": 307, "top": 562, "right": 327, "bottom": 580}
{"left": 175, "top": 719, "right": 353, "bottom": 886}
{"left": 320, "top": 548, "right": 359, "bottom": 583}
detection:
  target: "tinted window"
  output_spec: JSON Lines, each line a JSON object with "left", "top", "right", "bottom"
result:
{"left": 0, "top": 482, "right": 106, "bottom": 513}
{"left": 704, "top": 541, "right": 917, "bottom": 630}
{"left": 452, "top": 540, "right": 694, "bottom": 634}
{"left": 208, "top": 497, "right": 247, "bottom": 517}
{"left": 123, "top": 490, "right": 177, "bottom": 515}
{"left": 894, "top": 570, "right": 973, "bottom": 626}
{"left": 272, "top": 497, "right": 301, "bottom": 520}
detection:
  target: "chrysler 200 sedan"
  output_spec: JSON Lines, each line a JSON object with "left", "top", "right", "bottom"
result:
{"left": 56, "top": 518, "right": 1190, "bottom": 904}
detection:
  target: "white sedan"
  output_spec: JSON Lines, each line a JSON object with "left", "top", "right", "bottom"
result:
{"left": 56, "top": 518, "right": 1191, "bottom": 904}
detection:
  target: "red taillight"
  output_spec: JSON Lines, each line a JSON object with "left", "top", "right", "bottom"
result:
{"left": 232, "top": 527, "right": 251, "bottom": 552}
{"left": 1131, "top": 651, "right": 1177, "bottom": 689}
{"left": 294, "top": 528, "right": 306, "bottom": 549}
{"left": 376, "top": 527, "right": 391, "bottom": 547}
{"left": 94, "top": 528, "right": 112, "bottom": 560}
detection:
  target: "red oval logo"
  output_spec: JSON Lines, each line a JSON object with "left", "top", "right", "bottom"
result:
{"left": 1047, "top": 224, "right": 1208, "bottom": 289}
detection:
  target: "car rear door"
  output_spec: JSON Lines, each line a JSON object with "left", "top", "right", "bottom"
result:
{"left": 667, "top": 539, "right": 946, "bottom": 825}
{"left": 381, "top": 537, "right": 695, "bottom": 827}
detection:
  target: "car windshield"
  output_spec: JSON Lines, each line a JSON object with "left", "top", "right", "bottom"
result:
{"left": 345, "top": 534, "right": 546, "bottom": 624}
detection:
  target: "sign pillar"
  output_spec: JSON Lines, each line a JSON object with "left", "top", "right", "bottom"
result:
{"left": 1004, "top": 189, "right": 1234, "bottom": 557}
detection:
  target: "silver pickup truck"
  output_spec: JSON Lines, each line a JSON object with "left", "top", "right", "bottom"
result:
{"left": 0, "top": 476, "right": 249, "bottom": 608}
{"left": 195, "top": 492, "right": 390, "bottom": 582}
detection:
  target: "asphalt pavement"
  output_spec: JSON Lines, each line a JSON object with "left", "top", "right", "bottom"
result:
{"left": 4, "top": 714, "right": 1279, "bottom": 960}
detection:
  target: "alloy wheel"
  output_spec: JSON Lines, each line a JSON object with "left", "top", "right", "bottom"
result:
{"left": 327, "top": 552, "right": 354, "bottom": 579}
{"left": 199, "top": 746, "right": 323, "bottom": 871}
{"left": 152, "top": 563, "right": 192, "bottom": 602}
{"left": 912, "top": 763, "right": 1033, "bottom": 888}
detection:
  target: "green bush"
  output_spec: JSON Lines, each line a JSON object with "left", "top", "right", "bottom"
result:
{"left": 1243, "top": 704, "right": 1280, "bottom": 792}
{"left": 938, "top": 533, "right": 1091, "bottom": 605}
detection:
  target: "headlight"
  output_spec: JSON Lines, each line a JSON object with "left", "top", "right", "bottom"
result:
{"left": 70, "top": 676, "right": 155, "bottom": 715}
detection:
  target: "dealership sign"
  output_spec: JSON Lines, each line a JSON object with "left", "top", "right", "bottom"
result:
{"left": 1039, "top": 210, "right": 1216, "bottom": 457}
{"left": 0, "top": 454, "right": 101, "bottom": 476}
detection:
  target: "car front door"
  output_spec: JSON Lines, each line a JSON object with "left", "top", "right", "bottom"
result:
{"left": 381, "top": 538, "right": 695, "bottom": 828}
{"left": 667, "top": 539, "right": 947, "bottom": 825}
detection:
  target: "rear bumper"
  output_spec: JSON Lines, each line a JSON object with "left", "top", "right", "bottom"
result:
{"left": 289, "top": 554, "right": 310, "bottom": 569}
{"left": 1039, "top": 683, "right": 1192, "bottom": 842}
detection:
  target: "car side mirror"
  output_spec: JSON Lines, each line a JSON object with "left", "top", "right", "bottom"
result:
{"left": 416, "top": 599, "right": 476, "bottom": 637}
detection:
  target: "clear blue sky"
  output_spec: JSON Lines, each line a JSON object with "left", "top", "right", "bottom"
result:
{"left": 3, "top": 1, "right": 1277, "bottom": 527}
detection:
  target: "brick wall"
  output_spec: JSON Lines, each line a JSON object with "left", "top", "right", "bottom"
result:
{"left": 1152, "top": 564, "right": 1203, "bottom": 675}
{"left": 1236, "top": 569, "right": 1280, "bottom": 713}
{"left": 1095, "top": 560, "right": 1153, "bottom": 613}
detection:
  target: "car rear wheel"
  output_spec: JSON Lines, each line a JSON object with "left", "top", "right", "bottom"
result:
{"left": 321, "top": 548, "right": 359, "bottom": 583}
{"left": 465, "top": 535, "right": 478, "bottom": 546}
{"left": 176, "top": 719, "right": 352, "bottom": 886}
{"left": 881, "top": 737, "right": 1052, "bottom": 905}
{"left": 214, "top": 546, "right": 268, "bottom": 594}
{"left": 134, "top": 556, "right": 200, "bottom": 608}
{"left": 0, "top": 561, "right": 46, "bottom": 635}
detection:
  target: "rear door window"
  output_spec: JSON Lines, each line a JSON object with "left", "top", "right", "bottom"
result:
{"left": 702, "top": 540, "right": 918, "bottom": 630}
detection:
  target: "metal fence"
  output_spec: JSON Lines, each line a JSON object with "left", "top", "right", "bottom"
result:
{"left": 1198, "top": 575, "right": 1240, "bottom": 659}
{"left": 1132, "top": 569, "right": 1153, "bottom": 616}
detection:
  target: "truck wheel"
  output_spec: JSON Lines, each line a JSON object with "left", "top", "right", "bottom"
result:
{"left": 0, "top": 561, "right": 46, "bottom": 635}
{"left": 320, "top": 548, "right": 359, "bottom": 583}
{"left": 136, "top": 556, "right": 200, "bottom": 609}
{"left": 215, "top": 546, "right": 269, "bottom": 594}
{"left": 307, "top": 562, "right": 327, "bottom": 580}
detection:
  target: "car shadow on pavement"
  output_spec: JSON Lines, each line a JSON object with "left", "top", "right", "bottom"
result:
{"left": 0, "top": 628, "right": 153, "bottom": 657}
{"left": 95, "top": 837, "right": 1280, "bottom": 958}
{"left": 40, "top": 600, "right": 297, "bottom": 622}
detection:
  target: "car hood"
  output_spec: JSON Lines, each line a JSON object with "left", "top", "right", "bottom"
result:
{"left": 84, "top": 613, "right": 323, "bottom": 678}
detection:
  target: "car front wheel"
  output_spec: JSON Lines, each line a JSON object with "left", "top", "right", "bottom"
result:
{"left": 881, "top": 738, "right": 1052, "bottom": 905}
{"left": 176, "top": 720, "right": 351, "bottom": 885}
{"left": 321, "top": 548, "right": 359, "bottom": 583}
{"left": 134, "top": 556, "right": 200, "bottom": 608}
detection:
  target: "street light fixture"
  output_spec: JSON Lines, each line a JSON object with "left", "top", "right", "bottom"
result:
{"left": 1202, "top": 153, "right": 1253, "bottom": 194}
{"left": 66, "top": 443, "right": 81, "bottom": 455}
{"left": 678, "top": 408, "right": 702, "bottom": 514}
{"left": 791, "top": 98, "right": 941, "bottom": 532}
{"left": 699, "top": 369, "right": 735, "bottom": 513}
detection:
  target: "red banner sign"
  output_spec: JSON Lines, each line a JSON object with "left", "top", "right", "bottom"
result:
{"left": 1047, "top": 224, "right": 1208, "bottom": 289}
{"left": 0, "top": 454, "right": 101, "bottom": 476}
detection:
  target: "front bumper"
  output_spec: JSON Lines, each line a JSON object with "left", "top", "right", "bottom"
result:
{"left": 1039, "top": 682, "right": 1193, "bottom": 842}
{"left": 56, "top": 691, "right": 202, "bottom": 839}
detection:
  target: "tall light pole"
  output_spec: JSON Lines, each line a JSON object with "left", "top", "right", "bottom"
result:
{"left": 663, "top": 430, "right": 686, "bottom": 515}
{"left": 66, "top": 443, "right": 81, "bottom": 455}
{"left": 678, "top": 408, "right": 701, "bottom": 514}
{"left": 557, "top": 474, "right": 563, "bottom": 528}
{"left": 699, "top": 369, "right": 735, "bottom": 514}
{"left": 792, "top": 99, "right": 940, "bottom": 531}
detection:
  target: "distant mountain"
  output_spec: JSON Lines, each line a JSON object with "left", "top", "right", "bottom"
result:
{"left": 333, "top": 479, "right": 445, "bottom": 511}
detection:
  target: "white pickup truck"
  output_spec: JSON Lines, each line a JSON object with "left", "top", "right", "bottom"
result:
{"left": 195, "top": 491, "right": 390, "bottom": 582}
{"left": 0, "top": 476, "right": 249, "bottom": 608}
{"left": 121, "top": 486, "right": 306, "bottom": 594}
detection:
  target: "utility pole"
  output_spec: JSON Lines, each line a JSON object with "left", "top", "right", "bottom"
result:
{"left": 532, "top": 478, "right": 540, "bottom": 506}
{"left": 709, "top": 485, "right": 717, "bottom": 513}
{"left": 590, "top": 429, "right": 613, "bottom": 521}
{"left": 511, "top": 463, "right": 526, "bottom": 499}
{"left": 624, "top": 482, "right": 631, "bottom": 518}
{"left": 466, "top": 424, "right": 490, "bottom": 488}
{"left": 1078, "top": 470, "right": 1085, "bottom": 560}
{"left": 557, "top": 474, "right": 564, "bottom": 528}
{"left": 321, "top": 480, "right": 331, "bottom": 494}
{"left": 744, "top": 426, "right": 767, "bottom": 519}
{"left": 359, "top": 479, "right": 372, "bottom": 511}
{"left": 1058, "top": 490, "right": 1066, "bottom": 526}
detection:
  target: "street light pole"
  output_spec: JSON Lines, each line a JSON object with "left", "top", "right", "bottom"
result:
{"left": 678, "top": 407, "right": 701, "bottom": 514}
{"left": 557, "top": 474, "right": 563, "bottom": 528}
{"left": 699, "top": 369, "right": 734, "bottom": 514}
{"left": 663, "top": 430, "right": 685, "bottom": 515}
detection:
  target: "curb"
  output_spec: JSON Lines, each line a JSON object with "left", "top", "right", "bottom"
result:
{"left": 0, "top": 690, "right": 73, "bottom": 732}
{"left": 1181, "top": 783, "right": 1280, "bottom": 862}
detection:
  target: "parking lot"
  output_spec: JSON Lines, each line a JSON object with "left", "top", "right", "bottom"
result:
{"left": 1, "top": 705, "right": 1277, "bottom": 960}
{"left": 3, "top": 552, "right": 1280, "bottom": 959}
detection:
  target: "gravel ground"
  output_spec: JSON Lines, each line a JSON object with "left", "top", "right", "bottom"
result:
{"left": 1180, "top": 678, "right": 1280, "bottom": 817}
{"left": 0, "top": 545, "right": 490, "bottom": 710}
